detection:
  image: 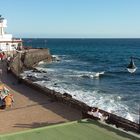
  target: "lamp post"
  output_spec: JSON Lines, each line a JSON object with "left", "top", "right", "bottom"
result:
{"left": 6, "top": 43, "right": 9, "bottom": 58}
{"left": 16, "top": 50, "right": 22, "bottom": 83}
{"left": 127, "top": 56, "right": 140, "bottom": 133}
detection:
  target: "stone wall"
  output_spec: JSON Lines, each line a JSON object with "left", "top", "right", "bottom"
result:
{"left": 23, "top": 49, "right": 52, "bottom": 68}
{"left": 10, "top": 48, "right": 52, "bottom": 76}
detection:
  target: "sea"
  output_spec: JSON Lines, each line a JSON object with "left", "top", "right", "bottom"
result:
{"left": 23, "top": 38, "right": 140, "bottom": 123}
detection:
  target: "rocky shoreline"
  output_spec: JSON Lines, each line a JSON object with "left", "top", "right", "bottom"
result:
{"left": 9, "top": 48, "right": 140, "bottom": 134}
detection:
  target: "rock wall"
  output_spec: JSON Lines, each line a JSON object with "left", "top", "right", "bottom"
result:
{"left": 10, "top": 48, "right": 52, "bottom": 76}
{"left": 23, "top": 49, "right": 52, "bottom": 68}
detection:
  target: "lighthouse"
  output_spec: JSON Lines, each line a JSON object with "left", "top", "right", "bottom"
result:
{"left": 0, "top": 15, "right": 22, "bottom": 56}
{"left": 0, "top": 15, "right": 7, "bottom": 35}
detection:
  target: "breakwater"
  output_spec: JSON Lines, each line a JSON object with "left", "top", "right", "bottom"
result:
{"left": 10, "top": 48, "right": 52, "bottom": 76}
{"left": 9, "top": 48, "right": 140, "bottom": 134}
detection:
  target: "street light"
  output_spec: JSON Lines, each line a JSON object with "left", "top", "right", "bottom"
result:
{"left": 16, "top": 50, "right": 22, "bottom": 75}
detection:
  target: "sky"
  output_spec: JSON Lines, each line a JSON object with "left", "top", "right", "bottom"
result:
{"left": 1, "top": 0, "right": 140, "bottom": 38}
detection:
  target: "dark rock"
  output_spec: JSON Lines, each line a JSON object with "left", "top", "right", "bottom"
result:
{"left": 63, "top": 93, "right": 72, "bottom": 98}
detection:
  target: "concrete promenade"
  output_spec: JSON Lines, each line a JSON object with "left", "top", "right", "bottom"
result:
{"left": 0, "top": 61, "right": 82, "bottom": 134}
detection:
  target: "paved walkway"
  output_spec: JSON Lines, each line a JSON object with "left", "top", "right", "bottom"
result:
{"left": 0, "top": 61, "right": 82, "bottom": 134}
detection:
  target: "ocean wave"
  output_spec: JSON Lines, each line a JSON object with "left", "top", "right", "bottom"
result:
{"left": 62, "top": 70, "right": 105, "bottom": 79}
{"left": 63, "top": 60, "right": 75, "bottom": 63}
{"left": 21, "top": 64, "right": 139, "bottom": 123}
{"left": 52, "top": 55, "right": 61, "bottom": 62}
{"left": 21, "top": 70, "right": 138, "bottom": 123}
{"left": 80, "top": 71, "right": 105, "bottom": 78}
{"left": 35, "top": 67, "right": 48, "bottom": 73}
{"left": 33, "top": 79, "right": 138, "bottom": 123}
{"left": 34, "top": 66, "right": 105, "bottom": 79}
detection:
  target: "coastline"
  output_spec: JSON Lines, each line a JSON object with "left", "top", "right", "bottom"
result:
{"left": 8, "top": 48, "right": 140, "bottom": 134}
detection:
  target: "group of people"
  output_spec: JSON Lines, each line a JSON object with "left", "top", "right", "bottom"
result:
{"left": 0, "top": 83, "right": 14, "bottom": 109}
{"left": 0, "top": 52, "right": 14, "bottom": 109}
{"left": 87, "top": 107, "right": 108, "bottom": 121}
{"left": 1, "top": 52, "right": 13, "bottom": 73}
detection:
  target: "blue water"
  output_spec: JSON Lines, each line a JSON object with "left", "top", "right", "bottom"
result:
{"left": 23, "top": 38, "right": 140, "bottom": 123}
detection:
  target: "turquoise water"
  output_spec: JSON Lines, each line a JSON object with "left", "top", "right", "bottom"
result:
{"left": 23, "top": 38, "right": 140, "bottom": 123}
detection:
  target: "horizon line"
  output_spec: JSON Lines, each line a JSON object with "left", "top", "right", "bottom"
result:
{"left": 22, "top": 37, "right": 140, "bottom": 39}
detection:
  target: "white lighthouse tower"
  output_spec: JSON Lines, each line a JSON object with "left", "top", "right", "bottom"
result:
{"left": 0, "top": 15, "right": 22, "bottom": 55}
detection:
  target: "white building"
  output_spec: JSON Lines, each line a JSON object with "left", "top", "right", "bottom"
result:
{"left": 0, "top": 15, "right": 22, "bottom": 55}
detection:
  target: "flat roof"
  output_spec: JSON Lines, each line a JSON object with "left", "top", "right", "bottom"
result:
{"left": 0, "top": 40, "right": 22, "bottom": 43}
{"left": 1, "top": 119, "right": 139, "bottom": 140}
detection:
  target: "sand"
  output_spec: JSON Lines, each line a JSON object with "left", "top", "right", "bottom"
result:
{"left": 0, "top": 61, "right": 82, "bottom": 134}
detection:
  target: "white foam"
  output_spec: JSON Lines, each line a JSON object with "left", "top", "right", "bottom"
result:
{"left": 125, "top": 113, "right": 134, "bottom": 122}
{"left": 52, "top": 55, "right": 61, "bottom": 61}
{"left": 78, "top": 71, "right": 105, "bottom": 79}
{"left": 21, "top": 67, "right": 138, "bottom": 123}
{"left": 35, "top": 67, "right": 48, "bottom": 72}
{"left": 33, "top": 78, "right": 137, "bottom": 122}
{"left": 63, "top": 60, "right": 74, "bottom": 63}
{"left": 38, "top": 61, "right": 45, "bottom": 65}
